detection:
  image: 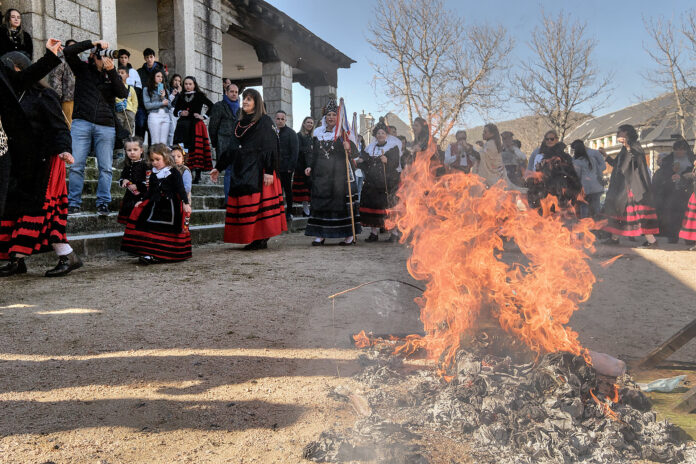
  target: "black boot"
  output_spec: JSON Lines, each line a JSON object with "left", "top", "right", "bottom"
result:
{"left": 0, "top": 257, "right": 27, "bottom": 277}
{"left": 193, "top": 169, "right": 202, "bottom": 184}
{"left": 45, "top": 252, "right": 83, "bottom": 277}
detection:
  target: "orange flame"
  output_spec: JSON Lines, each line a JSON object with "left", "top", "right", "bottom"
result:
{"left": 600, "top": 254, "right": 624, "bottom": 268}
{"left": 385, "top": 141, "right": 597, "bottom": 368}
{"left": 590, "top": 384, "right": 621, "bottom": 421}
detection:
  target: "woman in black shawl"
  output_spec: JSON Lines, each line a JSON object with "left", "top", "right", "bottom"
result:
{"left": 525, "top": 137, "right": 581, "bottom": 211}
{"left": 210, "top": 88, "right": 286, "bottom": 250}
{"left": 602, "top": 124, "right": 659, "bottom": 247}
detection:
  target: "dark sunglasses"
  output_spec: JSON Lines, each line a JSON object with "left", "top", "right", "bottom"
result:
{"left": 545, "top": 137, "right": 557, "bottom": 141}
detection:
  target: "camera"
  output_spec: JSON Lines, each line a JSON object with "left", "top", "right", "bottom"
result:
{"left": 91, "top": 44, "right": 118, "bottom": 59}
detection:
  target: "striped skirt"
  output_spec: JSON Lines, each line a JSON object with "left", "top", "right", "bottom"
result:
{"left": 292, "top": 168, "right": 311, "bottom": 203}
{"left": 603, "top": 190, "right": 660, "bottom": 237}
{"left": 0, "top": 156, "right": 68, "bottom": 259}
{"left": 224, "top": 174, "right": 287, "bottom": 244}
{"left": 679, "top": 192, "right": 696, "bottom": 241}
{"left": 186, "top": 120, "right": 213, "bottom": 171}
{"left": 120, "top": 200, "right": 192, "bottom": 261}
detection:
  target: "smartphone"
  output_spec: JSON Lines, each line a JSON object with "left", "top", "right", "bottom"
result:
{"left": 157, "top": 83, "right": 164, "bottom": 94}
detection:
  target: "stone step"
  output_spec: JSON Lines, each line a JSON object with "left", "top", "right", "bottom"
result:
{"left": 69, "top": 179, "right": 224, "bottom": 196}
{"left": 71, "top": 164, "right": 221, "bottom": 185}
{"left": 65, "top": 209, "right": 226, "bottom": 234}
{"left": 78, "top": 194, "right": 225, "bottom": 212}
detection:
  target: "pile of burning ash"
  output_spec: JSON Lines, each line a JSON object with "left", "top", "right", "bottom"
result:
{"left": 304, "top": 340, "right": 695, "bottom": 463}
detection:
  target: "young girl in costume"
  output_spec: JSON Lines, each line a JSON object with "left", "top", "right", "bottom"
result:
{"left": 121, "top": 144, "right": 192, "bottom": 264}
{"left": 117, "top": 136, "right": 148, "bottom": 224}
{"left": 172, "top": 144, "right": 192, "bottom": 204}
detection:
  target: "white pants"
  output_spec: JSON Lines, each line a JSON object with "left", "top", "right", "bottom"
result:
{"left": 148, "top": 110, "right": 171, "bottom": 145}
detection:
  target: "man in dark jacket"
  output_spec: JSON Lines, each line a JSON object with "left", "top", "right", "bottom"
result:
{"left": 209, "top": 84, "right": 240, "bottom": 198}
{"left": 135, "top": 48, "right": 167, "bottom": 140}
{"left": 275, "top": 110, "right": 298, "bottom": 221}
{"left": 63, "top": 39, "right": 128, "bottom": 215}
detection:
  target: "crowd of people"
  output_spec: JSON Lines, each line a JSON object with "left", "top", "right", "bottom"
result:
{"left": 0, "top": 8, "right": 695, "bottom": 279}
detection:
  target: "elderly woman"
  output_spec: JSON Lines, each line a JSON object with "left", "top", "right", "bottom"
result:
{"left": 210, "top": 88, "right": 286, "bottom": 250}
{"left": 602, "top": 124, "right": 659, "bottom": 247}
{"left": 304, "top": 98, "right": 361, "bottom": 246}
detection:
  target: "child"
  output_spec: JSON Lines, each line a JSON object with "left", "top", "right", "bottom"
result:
{"left": 171, "top": 144, "right": 192, "bottom": 204}
{"left": 115, "top": 66, "right": 138, "bottom": 137}
{"left": 120, "top": 144, "right": 192, "bottom": 264}
{"left": 117, "top": 136, "right": 148, "bottom": 224}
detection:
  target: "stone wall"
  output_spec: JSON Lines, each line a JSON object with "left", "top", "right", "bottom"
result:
{"left": 193, "top": 0, "right": 223, "bottom": 101}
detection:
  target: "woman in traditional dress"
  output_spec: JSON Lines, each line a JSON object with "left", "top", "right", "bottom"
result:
{"left": 357, "top": 121, "right": 401, "bottom": 242}
{"left": 602, "top": 124, "right": 659, "bottom": 247}
{"left": 293, "top": 116, "right": 314, "bottom": 217}
{"left": 678, "top": 158, "right": 696, "bottom": 250}
{"left": 121, "top": 144, "right": 192, "bottom": 263}
{"left": 304, "top": 99, "right": 361, "bottom": 246}
{"left": 172, "top": 76, "right": 213, "bottom": 184}
{"left": 0, "top": 50, "right": 82, "bottom": 277}
{"left": 209, "top": 88, "right": 286, "bottom": 250}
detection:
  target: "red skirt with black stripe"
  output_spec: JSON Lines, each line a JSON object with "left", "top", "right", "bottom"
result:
{"left": 292, "top": 168, "right": 311, "bottom": 203}
{"left": 0, "top": 156, "right": 68, "bottom": 259}
{"left": 186, "top": 120, "right": 213, "bottom": 171}
{"left": 120, "top": 200, "right": 192, "bottom": 261}
{"left": 224, "top": 174, "right": 287, "bottom": 244}
{"left": 679, "top": 192, "right": 696, "bottom": 241}
{"left": 603, "top": 190, "right": 660, "bottom": 237}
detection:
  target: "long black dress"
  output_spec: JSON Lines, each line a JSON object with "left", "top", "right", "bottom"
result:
{"left": 602, "top": 142, "right": 659, "bottom": 237}
{"left": 359, "top": 139, "right": 401, "bottom": 228}
{"left": 121, "top": 166, "right": 192, "bottom": 261}
{"left": 173, "top": 91, "right": 214, "bottom": 170}
{"left": 304, "top": 127, "right": 362, "bottom": 238}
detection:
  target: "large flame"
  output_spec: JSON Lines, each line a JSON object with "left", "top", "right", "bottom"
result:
{"left": 386, "top": 143, "right": 597, "bottom": 368}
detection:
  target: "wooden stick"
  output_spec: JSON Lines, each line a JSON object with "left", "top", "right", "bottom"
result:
{"left": 343, "top": 144, "right": 357, "bottom": 242}
{"left": 674, "top": 385, "right": 696, "bottom": 413}
{"left": 638, "top": 318, "right": 696, "bottom": 369}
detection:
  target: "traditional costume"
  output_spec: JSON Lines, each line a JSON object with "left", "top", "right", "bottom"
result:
{"left": 215, "top": 113, "right": 287, "bottom": 248}
{"left": 602, "top": 142, "right": 659, "bottom": 237}
{"left": 359, "top": 132, "right": 401, "bottom": 230}
{"left": 120, "top": 166, "right": 192, "bottom": 262}
{"left": 293, "top": 130, "right": 313, "bottom": 204}
{"left": 173, "top": 91, "right": 214, "bottom": 175}
{"left": 117, "top": 159, "right": 148, "bottom": 224}
{"left": 679, "top": 164, "right": 696, "bottom": 245}
{"left": 305, "top": 100, "right": 361, "bottom": 241}
{"left": 652, "top": 151, "right": 695, "bottom": 242}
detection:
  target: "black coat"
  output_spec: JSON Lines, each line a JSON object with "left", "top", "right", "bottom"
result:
{"left": 173, "top": 92, "right": 214, "bottom": 149}
{"left": 215, "top": 114, "right": 278, "bottom": 196}
{"left": 652, "top": 152, "right": 696, "bottom": 237}
{"left": 0, "top": 49, "right": 61, "bottom": 217}
{"left": 118, "top": 160, "right": 148, "bottom": 218}
{"left": 0, "top": 25, "right": 32, "bottom": 59}
{"left": 359, "top": 143, "right": 401, "bottom": 210}
{"left": 137, "top": 167, "right": 188, "bottom": 233}
{"left": 307, "top": 132, "right": 358, "bottom": 212}
{"left": 208, "top": 100, "right": 239, "bottom": 160}
{"left": 277, "top": 126, "right": 299, "bottom": 172}
{"left": 526, "top": 143, "right": 582, "bottom": 209}
{"left": 63, "top": 40, "right": 128, "bottom": 127}
{"left": 604, "top": 142, "right": 654, "bottom": 217}
{"left": 297, "top": 131, "right": 313, "bottom": 172}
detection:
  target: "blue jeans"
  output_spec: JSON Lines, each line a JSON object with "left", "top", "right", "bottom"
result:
{"left": 68, "top": 119, "right": 115, "bottom": 208}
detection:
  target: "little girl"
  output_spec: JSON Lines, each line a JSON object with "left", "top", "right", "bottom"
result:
{"left": 171, "top": 144, "right": 192, "bottom": 204}
{"left": 121, "top": 144, "right": 192, "bottom": 264}
{"left": 117, "top": 136, "right": 148, "bottom": 224}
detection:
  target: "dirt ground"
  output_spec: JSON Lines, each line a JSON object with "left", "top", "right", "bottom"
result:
{"left": 1, "top": 231, "right": 695, "bottom": 463}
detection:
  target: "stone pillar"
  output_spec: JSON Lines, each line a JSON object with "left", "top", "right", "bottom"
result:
{"left": 193, "top": 0, "right": 223, "bottom": 100}
{"left": 158, "top": 0, "right": 176, "bottom": 72}
{"left": 173, "top": 0, "right": 196, "bottom": 78}
{"left": 310, "top": 84, "right": 337, "bottom": 122}
{"left": 262, "top": 60, "right": 293, "bottom": 128}
{"left": 100, "top": 0, "right": 117, "bottom": 46}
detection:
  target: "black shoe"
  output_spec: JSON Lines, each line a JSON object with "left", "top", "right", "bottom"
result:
{"left": 45, "top": 253, "right": 83, "bottom": 277}
{"left": 193, "top": 170, "right": 202, "bottom": 184}
{"left": 311, "top": 239, "right": 325, "bottom": 247}
{"left": 97, "top": 204, "right": 109, "bottom": 216}
{"left": 68, "top": 206, "right": 81, "bottom": 214}
{"left": 668, "top": 237, "right": 679, "bottom": 244}
{"left": 339, "top": 237, "right": 356, "bottom": 246}
{"left": 138, "top": 255, "right": 158, "bottom": 265}
{"left": 243, "top": 240, "right": 265, "bottom": 250}
{"left": 365, "top": 233, "right": 379, "bottom": 242}
{"left": 639, "top": 240, "right": 658, "bottom": 249}
{"left": 0, "top": 258, "right": 27, "bottom": 277}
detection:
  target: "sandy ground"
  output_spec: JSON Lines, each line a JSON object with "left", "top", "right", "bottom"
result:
{"left": 0, "top": 231, "right": 695, "bottom": 463}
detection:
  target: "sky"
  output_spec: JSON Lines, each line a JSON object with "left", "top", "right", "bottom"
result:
{"left": 266, "top": 0, "right": 696, "bottom": 132}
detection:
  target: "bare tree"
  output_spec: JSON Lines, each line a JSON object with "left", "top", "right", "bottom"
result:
{"left": 512, "top": 11, "right": 611, "bottom": 141}
{"left": 644, "top": 16, "right": 694, "bottom": 137}
{"left": 367, "top": 0, "right": 512, "bottom": 145}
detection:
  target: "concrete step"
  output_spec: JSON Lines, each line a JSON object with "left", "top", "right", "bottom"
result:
{"left": 65, "top": 209, "right": 226, "bottom": 234}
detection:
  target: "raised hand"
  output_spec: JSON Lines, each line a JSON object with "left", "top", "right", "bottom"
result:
{"left": 46, "top": 39, "right": 62, "bottom": 55}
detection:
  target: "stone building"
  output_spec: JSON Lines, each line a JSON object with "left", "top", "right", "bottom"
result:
{"left": 5, "top": 0, "right": 354, "bottom": 126}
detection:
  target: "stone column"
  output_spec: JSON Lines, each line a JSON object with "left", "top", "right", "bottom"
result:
{"left": 100, "top": 0, "right": 117, "bottom": 46}
{"left": 173, "top": 0, "right": 196, "bottom": 78}
{"left": 262, "top": 61, "right": 293, "bottom": 128}
{"left": 310, "top": 85, "right": 337, "bottom": 122}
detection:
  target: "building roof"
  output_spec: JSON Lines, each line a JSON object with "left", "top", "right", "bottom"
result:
{"left": 566, "top": 92, "right": 696, "bottom": 145}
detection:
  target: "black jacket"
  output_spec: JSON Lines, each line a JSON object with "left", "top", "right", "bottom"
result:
{"left": 63, "top": 40, "right": 128, "bottom": 127}
{"left": 0, "top": 25, "right": 32, "bottom": 59}
{"left": 208, "top": 100, "right": 239, "bottom": 160}
{"left": 297, "top": 131, "right": 313, "bottom": 172}
{"left": 306, "top": 133, "right": 358, "bottom": 212}
{"left": 215, "top": 114, "right": 278, "bottom": 195}
{"left": 0, "top": 49, "right": 61, "bottom": 217}
{"left": 277, "top": 126, "right": 299, "bottom": 172}
{"left": 5, "top": 85, "right": 71, "bottom": 217}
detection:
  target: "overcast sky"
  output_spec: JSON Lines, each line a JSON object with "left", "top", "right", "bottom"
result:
{"left": 266, "top": 0, "right": 696, "bottom": 131}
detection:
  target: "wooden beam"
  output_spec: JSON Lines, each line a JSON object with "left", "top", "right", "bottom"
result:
{"left": 638, "top": 318, "right": 696, "bottom": 369}
{"left": 674, "top": 386, "right": 696, "bottom": 413}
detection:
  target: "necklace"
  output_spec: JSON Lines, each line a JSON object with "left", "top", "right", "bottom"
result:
{"left": 235, "top": 119, "right": 257, "bottom": 138}
{"left": 184, "top": 93, "right": 194, "bottom": 103}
